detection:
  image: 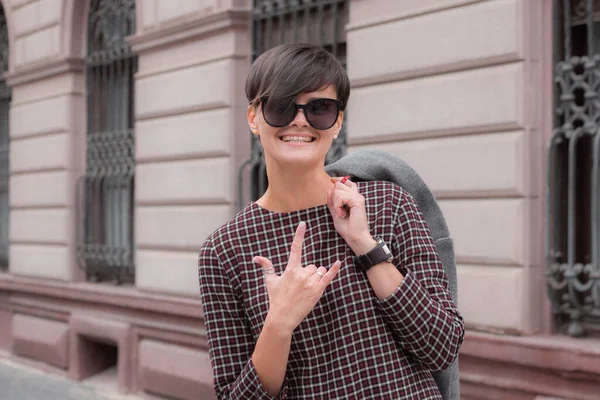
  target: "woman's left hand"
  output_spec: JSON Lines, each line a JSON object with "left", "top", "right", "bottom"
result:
{"left": 327, "top": 177, "right": 377, "bottom": 256}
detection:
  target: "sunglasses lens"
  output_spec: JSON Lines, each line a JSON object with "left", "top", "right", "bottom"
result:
{"left": 263, "top": 99, "right": 296, "bottom": 127}
{"left": 305, "top": 99, "right": 339, "bottom": 130}
{"left": 261, "top": 98, "right": 340, "bottom": 129}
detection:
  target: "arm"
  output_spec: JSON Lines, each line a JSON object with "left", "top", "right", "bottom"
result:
{"left": 252, "top": 316, "right": 292, "bottom": 396}
{"left": 372, "top": 191, "right": 464, "bottom": 371}
{"left": 198, "top": 240, "right": 289, "bottom": 399}
{"left": 328, "top": 179, "right": 463, "bottom": 371}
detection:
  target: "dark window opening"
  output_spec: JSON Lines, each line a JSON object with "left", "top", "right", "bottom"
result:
{"left": 76, "top": 0, "right": 137, "bottom": 284}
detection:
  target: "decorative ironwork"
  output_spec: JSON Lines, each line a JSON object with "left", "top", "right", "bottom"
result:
{"left": 238, "top": 0, "right": 349, "bottom": 207}
{"left": 548, "top": 0, "right": 600, "bottom": 336}
{"left": 570, "top": 0, "right": 600, "bottom": 25}
{"left": 0, "top": 5, "right": 10, "bottom": 270}
{"left": 76, "top": 0, "right": 137, "bottom": 283}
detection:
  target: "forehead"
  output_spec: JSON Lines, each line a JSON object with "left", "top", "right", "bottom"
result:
{"left": 295, "top": 85, "right": 338, "bottom": 103}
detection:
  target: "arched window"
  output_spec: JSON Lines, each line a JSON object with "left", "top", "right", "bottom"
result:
{"left": 238, "top": 0, "right": 349, "bottom": 206}
{"left": 0, "top": 5, "right": 10, "bottom": 270}
{"left": 77, "top": 0, "right": 137, "bottom": 283}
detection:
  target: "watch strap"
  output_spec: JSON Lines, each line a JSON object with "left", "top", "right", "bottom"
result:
{"left": 356, "top": 237, "right": 393, "bottom": 272}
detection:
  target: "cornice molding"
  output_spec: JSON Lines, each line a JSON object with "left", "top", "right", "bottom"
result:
{"left": 4, "top": 57, "right": 85, "bottom": 87}
{"left": 128, "top": 8, "right": 251, "bottom": 54}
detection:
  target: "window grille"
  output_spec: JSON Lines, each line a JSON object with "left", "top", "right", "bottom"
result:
{"left": 548, "top": 0, "right": 600, "bottom": 336}
{"left": 238, "top": 0, "right": 349, "bottom": 207}
{"left": 0, "top": 6, "right": 9, "bottom": 271}
{"left": 76, "top": 0, "right": 137, "bottom": 284}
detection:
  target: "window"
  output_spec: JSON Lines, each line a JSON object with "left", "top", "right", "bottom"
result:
{"left": 0, "top": 5, "right": 9, "bottom": 270}
{"left": 548, "top": 0, "right": 600, "bottom": 336}
{"left": 76, "top": 0, "right": 137, "bottom": 284}
{"left": 238, "top": 0, "right": 349, "bottom": 206}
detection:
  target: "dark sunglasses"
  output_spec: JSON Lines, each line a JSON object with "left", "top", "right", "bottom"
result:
{"left": 260, "top": 97, "right": 342, "bottom": 130}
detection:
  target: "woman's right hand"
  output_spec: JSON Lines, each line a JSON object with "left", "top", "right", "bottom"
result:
{"left": 253, "top": 221, "right": 342, "bottom": 334}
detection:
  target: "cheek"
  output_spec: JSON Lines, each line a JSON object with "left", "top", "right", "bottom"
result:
{"left": 320, "top": 127, "right": 338, "bottom": 140}
{"left": 256, "top": 124, "right": 279, "bottom": 143}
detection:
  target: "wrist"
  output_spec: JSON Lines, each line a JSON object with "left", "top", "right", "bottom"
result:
{"left": 264, "top": 312, "right": 295, "bottom": 338}
{"left": 347, "top": 234, "right": 378, "bottom": 256}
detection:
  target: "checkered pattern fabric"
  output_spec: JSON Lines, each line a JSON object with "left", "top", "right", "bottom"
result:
{"left": 198, "top": 181, "right": 464, "bottom": 399}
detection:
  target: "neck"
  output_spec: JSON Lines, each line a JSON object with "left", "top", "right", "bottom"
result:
{"left": 257, "top": 161, "right": 334, "bottom": 213}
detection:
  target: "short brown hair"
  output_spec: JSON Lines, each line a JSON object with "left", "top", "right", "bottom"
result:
{"left": 245, "top": 43, "right": 350, "bottom": 111}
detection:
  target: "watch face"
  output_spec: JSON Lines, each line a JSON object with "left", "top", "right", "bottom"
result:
{"left": 381, "top": 242, "right": 393, "bottom": 262}
{"left": 382, "top": 243, "right": 391, "bottom": 255}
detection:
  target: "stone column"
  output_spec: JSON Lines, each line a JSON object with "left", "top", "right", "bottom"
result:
{"left": 128, "top": 0, "right": 252, "bottom": 297}
{"left": 4, "top": 0, "right": 86, "bottom": 281}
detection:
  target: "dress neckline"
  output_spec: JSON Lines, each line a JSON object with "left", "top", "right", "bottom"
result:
{"left": 249, "top": 201, "right": 329, "bottom": 216}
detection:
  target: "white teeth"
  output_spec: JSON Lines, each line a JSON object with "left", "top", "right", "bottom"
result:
{"left": 281, "top": 136, "right": 313, "bottom": 143}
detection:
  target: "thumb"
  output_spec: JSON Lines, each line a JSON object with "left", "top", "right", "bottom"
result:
{"left": 253, "top": 256, "right": 277, "bottom": 283}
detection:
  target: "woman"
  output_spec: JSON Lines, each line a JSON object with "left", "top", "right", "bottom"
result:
{"left": 198, "top": 43, "right": 464, "bottom": 399}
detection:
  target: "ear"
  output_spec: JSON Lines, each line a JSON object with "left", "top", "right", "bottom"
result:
{"left": 247, "top": 103, "right": 259, "bottom": 135}
{"left": 334, "top": 110, "right": 344, "bottom": 135}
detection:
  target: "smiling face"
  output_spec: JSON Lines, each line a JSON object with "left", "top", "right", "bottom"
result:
{"left": 248, "top": 85, "right": 343, "bottom": 169}
{"left": 244, "top": 44, "right": 350, "bottom": 172}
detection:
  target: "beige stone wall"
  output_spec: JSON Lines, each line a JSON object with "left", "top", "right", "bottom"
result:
{"left": 346, "top": 0, "right": 545, "bottom": 334}
{"left": 130, "top": 0, "right": 252, "bottom": 297}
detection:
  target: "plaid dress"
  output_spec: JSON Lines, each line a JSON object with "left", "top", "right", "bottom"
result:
{"left": 198, "top": 181, "right": 464, "bottom": 399}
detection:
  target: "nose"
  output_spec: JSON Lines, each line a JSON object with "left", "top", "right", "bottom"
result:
{"left": 290, "top": 108, "right": 309, "bottom": 127}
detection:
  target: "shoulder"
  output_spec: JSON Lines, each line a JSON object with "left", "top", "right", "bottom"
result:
{"left": 200, "top": 203, "right": 262, "bottom": 263}
{"left": 357, "top": 180, "right": 409, "bottom": 209}
{"left": 202, "top": 204, "right": 258, "bottom": 249}
{"left": 198, "top": 204, "right": 259, "bottom": 284}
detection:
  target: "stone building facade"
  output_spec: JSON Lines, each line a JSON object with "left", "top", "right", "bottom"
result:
{"left": 0, "top": 1, "right": 598, "bottom": 399}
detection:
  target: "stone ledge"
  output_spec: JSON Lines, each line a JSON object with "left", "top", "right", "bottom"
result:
{"left": 460, "top": 353, "right": 600, "bottom": 400}
{"left": 461, "top": 331, "right": 600, "bottom": 376}
{"left": 4, "top": 58, "right": 84, "bottom": 87}
{"left": 128, "top": 9, "right": 251, "bottom": 55}
{"left": 0, "top": 274, "right": 203, "bottom": 320}
{"left": 460, "top": 331, "right": 600, "bottom": 400}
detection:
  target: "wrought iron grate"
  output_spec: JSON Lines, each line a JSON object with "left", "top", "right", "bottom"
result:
{"left": 76, "top": 0, "right": 136, "bottom": 284}
{"left": 548, "top": 0, "right": 600, "bottom": 336}
{"left": 238, "top": 0, "right": 349, "bottom": 208}
{"left": 0, "top": 5, "right": 9, "bottom": 271}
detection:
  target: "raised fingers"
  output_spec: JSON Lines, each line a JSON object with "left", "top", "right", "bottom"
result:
{"left": 287, "top": 221, "right": 306, "bottom": 268}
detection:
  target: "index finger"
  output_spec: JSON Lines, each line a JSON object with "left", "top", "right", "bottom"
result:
{"left": 288, "top": 221, "right": 306, "bottom": 267}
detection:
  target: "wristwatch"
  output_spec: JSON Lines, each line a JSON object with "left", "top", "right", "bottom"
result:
{"left": 356, "top": 237, "right": 394, "bottom": 272}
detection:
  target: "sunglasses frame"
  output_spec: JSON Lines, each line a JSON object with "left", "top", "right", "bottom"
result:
{"left": 259, "top": 97, "right": 343, "bottom": 130}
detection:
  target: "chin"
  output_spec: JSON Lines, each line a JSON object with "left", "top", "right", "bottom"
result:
{"left": 273, "top": 151, "right": 327, "bottom": 169}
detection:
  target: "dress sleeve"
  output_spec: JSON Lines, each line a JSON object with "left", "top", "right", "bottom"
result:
{"left": 198, "top": 240, "right": 289, "bottom": 399}
{"left": 375, "top": 191, "right": 465, "bottom": 371}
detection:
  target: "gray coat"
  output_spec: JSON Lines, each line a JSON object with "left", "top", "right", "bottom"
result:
{"left": 325, "top": 149, "right": 460, "bottom": 400}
